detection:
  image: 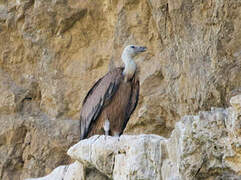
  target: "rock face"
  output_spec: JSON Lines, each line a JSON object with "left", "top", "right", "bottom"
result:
{"left": 27, "top": 94, "right": 241, "bottom": 180}
{"left": 0, "top": 0, "right": 241, "bottom": 179}
{"left": 68, "top": 135, "right": 165, "bottom": 180}
{"left": 0, "top": 114, "right": 80, "bottom": 180}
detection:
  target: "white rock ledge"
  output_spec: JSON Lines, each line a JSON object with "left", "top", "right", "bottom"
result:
{"left": 26, "top": 161, "right": 84, "bottom": 180}
{"left": 26, "top": 95, "right": 241, "bottom": 180}
{"left": 68, "top": 134, "right": 166, "bottom": 179}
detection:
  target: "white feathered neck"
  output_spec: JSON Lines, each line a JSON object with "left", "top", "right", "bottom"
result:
{"left": 121, "top": 51, "right": 136, "bottom": 79}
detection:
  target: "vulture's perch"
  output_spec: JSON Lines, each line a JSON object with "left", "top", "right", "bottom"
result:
{"left": 80, "top": 45, "right": 147, "bottom": 140}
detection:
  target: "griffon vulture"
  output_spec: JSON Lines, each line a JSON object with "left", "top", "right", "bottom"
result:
{"left": 80, "top": 45, "right": 147, "bottom": 140}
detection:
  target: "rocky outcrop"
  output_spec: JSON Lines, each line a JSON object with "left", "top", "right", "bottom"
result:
{"left": 27, "top": 94, "right": 241, "bottom": 180}
{"left": 0, "top": 114, "right": 80, "bottom": 180}
{"left": 68, "top": 135, "right": 165, "bottom": 180}
{"left": 0, "top": 0, "right": 241, "bottom": 179}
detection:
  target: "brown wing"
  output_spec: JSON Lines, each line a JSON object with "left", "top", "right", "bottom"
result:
{"left": 80, "top": 67, "right": 124, "bottom": 140}
{"left": 121, "top": 74, "right": 140, "bottom": 134}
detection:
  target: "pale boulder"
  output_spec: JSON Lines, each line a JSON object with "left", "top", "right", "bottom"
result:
{"left": 68, "top": 134, "right": 166, "bottom": 180}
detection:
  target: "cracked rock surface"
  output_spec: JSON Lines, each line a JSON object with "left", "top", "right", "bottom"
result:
{"left": 27, "top": 94, "right": 241, "bottom": 180}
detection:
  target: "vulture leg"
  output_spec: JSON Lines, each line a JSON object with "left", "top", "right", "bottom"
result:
{"left": 113, "top": 132, "right": 120, "bottom": 141}
{"left": 113, "top": 132, "right": 120, "bottom": 137}
{"left": 103, "top": 119, "right": 110, "bottom": 139}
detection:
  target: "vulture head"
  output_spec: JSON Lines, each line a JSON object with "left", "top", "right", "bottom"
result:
{"left": 121, "top": 45, "right": 147, "bottom": 61}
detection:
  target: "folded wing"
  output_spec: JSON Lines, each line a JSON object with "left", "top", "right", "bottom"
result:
{"left": 80, "top": 68, "right": 123, "bottom": 139}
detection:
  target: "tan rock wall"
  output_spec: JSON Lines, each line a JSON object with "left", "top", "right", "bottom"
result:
{"left": 0, "top": 0, "right": 241, "bottom": 179}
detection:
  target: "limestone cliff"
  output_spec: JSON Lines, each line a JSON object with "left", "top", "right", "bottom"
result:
{"left": 0, "top": 0, "right": 241, "bottom": 179}
{"left": 26, "top": 94, "right": 241, "bottom": 180}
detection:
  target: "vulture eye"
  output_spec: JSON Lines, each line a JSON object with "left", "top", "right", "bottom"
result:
{"left": 130, "top": 46, "right": 135, "bottom": 48}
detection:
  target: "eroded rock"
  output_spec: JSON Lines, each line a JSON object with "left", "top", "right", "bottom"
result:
{"left": 27, "top": 95, "right": 241, "bottom": 180}
{"left": 0, "top": 114, "right": 80, "bottom": 180}
{"left": 68, "top": 135, "right": 165, "bottom": 180}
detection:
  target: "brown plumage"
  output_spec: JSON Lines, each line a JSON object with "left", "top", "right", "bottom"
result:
{"left": 80, "top": 45, "right": 146, "bottom": 140}
{"left": 80, "top": 67, "right": 139, "bottom": 139}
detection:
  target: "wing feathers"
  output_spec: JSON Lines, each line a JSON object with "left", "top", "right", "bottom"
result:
{"left": 80, "top": 67, "right": 140, "bottom": 139}
{"left": 80, "top": 68, "right": 123, "bottom": 139}
{"left": 82, "top": 77, "right": 103, "bottom": 105}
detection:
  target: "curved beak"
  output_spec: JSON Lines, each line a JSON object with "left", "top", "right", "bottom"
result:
{"left": 137, "top": 46, "right": 147, "bottom": 52}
